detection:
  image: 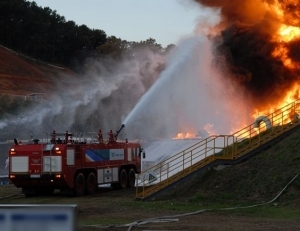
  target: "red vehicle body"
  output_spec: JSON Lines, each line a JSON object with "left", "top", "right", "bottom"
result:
{"left": 9, "top": 126, "right": 144, "bottom": 197}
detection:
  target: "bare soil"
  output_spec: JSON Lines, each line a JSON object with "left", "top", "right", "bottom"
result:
{"left": 0, "top": 45, "right": 78, "bottom": 97}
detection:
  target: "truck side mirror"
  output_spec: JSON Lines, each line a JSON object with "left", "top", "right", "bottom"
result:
{"left": 143, "top": 151, "right": 145, "bottom": 159}
{"left": 139, "top": 149, "right": 143, "bottom": 157}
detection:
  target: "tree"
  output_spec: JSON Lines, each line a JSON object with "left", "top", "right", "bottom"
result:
{"left": 96, "top": 36, "right": 129, "bottom": 59}
{"left": 131, "top": 38, "right": 163, "bottom": 54}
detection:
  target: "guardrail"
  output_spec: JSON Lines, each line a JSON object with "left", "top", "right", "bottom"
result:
{"left": 135, "top": 99, "right": 300, "bottom": 200}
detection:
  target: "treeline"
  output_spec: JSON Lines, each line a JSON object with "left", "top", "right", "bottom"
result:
{"left": 0, "top": 0, "right": 174, "bottom": 70}
{"left": 0, "top": 95, "right": 36, "bottom": 117}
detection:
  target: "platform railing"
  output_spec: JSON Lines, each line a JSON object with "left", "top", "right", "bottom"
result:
{"left": 135, "top": 99, "right": 300, "bottom": 200}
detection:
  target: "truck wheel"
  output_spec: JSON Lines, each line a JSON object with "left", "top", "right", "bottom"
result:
{"left": 86, "top": 172, "right": 97, "bottom": 195}
{"left": 119, "top": 169, "right": 127, "bottom": 189}
{"left": 128, "top": 168, "right": 136, "bottom": 188}
{"left": 74, "top": 173, "right": 85, "bottom": 196}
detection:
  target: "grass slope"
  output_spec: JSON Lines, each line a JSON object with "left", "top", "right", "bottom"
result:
{"left": 158, "top": 127, "right": 300, "bottom": 210}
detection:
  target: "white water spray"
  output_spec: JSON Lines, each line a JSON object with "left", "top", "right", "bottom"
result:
{"left": 0, "top": 48, "right": 166, "bottom": 140}
{"left": 123, "top": 35, "right": 252, "bottom": 139}
{"left": 0, "top": 35, "right": 252, "bottom": 143}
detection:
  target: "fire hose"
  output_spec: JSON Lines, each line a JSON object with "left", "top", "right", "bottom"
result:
{"left": 1, "top": 172, "right": 298, "bottom": 229}
{"left": 83, "top": 172, "right": 299, "bottom": 231}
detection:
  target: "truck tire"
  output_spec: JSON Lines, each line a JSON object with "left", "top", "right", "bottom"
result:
{"left": 119, "top": 169, "right": 128, "bottom": 189}
{"left": 86, "top": 172, "right": 97, "bottom": 195}
{"left": 74, "top": 173, "right": 85, "bottom": 196}
{"left": 128, "top": 168, "right": 136, "bottom": 188}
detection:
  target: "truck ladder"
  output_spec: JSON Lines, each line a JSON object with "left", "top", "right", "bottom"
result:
{"left": 41, "top": 133, "right": 54, "bottom": 175}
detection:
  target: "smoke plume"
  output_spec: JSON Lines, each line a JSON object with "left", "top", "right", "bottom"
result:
{"left": 194, "top": 0, "right": 300, "bottom": 111}
{"left": 3, "top": 1, "right": 300, "bottom": 142}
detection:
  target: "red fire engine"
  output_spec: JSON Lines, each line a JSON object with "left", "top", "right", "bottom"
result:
{"left": 8, "top": 124, "right": 144, "bottom": 197}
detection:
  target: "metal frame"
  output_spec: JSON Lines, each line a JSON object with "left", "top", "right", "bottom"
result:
{"left": 135, "top": 99, "right": 300, "bottom": 200}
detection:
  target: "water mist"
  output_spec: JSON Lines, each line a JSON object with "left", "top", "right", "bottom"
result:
{"left": 0, "top": 48, "right": 166, "bottom": 141}
{"left": 123, "top": 35, "right": 252, "bottom": 140}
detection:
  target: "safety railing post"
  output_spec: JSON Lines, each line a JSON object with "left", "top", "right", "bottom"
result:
{"left": 160, "top": 163, "right": 162, "bottom": 183}
{"left": 142, "top": 175, "right": 145, "bottom": 198}
{"left": 205, "top": 140, "right": 207, "bottom": 158}
{"left": 213, "top": 138, "right": 216, "bottom": 160}
{"left": 167, "top": 163, "right": 169, "bottom": 185}
{"left": 233, "top": 138, "right": 237, "bottom": 159}
{"left": 258, "top": 125, "right": 261, "bottom": 145}
{"left": 281, "top": 111, "right": 284, "bottom": 132}
{"left": 136, "top": 99, "right": 300, "bottom": 201}
{"left": 183, "top": 151, "right": 185, "bottom": 171}
{"left": 190, "top": 150, "right": 192, "bottom": 173}
{"left": 293, "top": 101, "right": 296, "bottom": 117}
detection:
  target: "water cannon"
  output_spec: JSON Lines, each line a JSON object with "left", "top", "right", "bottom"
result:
{"left": 114, "top": 124, "right": 125, "bottom": 140}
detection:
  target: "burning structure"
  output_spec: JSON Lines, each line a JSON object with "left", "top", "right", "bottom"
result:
{"left": 124, "top": 0, "right": 300, "bottom": 140}
{"left": 194, "top": 0, "right": 300, "bottom": 115}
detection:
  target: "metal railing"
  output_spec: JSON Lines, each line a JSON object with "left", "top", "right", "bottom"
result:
{"left": 135, "top": 99, "right": 300, "bottom": 200}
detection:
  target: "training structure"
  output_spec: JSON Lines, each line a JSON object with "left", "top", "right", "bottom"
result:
{"left": 8, "top": 124, "right": 145, "bottom": 197}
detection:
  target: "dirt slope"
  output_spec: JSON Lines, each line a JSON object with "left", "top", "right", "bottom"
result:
{"left": 0, "top": 45, "right": 78, "bottom": 96}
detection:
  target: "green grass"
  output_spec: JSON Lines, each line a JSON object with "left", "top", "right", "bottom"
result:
{"left": 215, "top": 205, "right": 300, "bottom": 219}
{"left": 2, "top": 125, "right": 300, "bottom": 230}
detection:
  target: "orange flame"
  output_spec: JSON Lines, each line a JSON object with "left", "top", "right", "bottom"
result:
{"left": 272, "top": 24, "right": 300, "bottom": 69}
{"left": 181, "top": 0, "right": 300, "bottom": 139}
{"left": 173, "top": 132, "right": 196, "bottom": 139}
{"left": 278, "top": 25, "right": 300, "bottom": 42}
{"left": 173, "top": 124, "right": 215, "bottom": 139}
{"left": 256, "top": 2, "right": 300, "bottom": 119}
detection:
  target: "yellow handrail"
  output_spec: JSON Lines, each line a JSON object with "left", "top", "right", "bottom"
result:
{"left": 135, "top": 99, "right": 300, "bottom": 200}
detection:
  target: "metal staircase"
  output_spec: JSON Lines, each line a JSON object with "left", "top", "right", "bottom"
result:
{"left": 135, "top": 99, "right": 300, "bottom": 200}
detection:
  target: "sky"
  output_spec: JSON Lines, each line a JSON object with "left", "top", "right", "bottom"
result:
{"left": 31, "top": 0, "right": 217, "bottom": 47}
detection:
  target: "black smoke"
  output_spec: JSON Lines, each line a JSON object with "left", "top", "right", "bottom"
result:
{"left": 194, "top": 0, "right": 300, "bottom": 109}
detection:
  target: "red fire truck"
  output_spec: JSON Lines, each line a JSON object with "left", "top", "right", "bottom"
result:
{"left": 8, "top": 124, "right": 144, "bottom": 197}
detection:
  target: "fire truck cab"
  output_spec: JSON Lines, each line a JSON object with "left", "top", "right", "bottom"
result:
{"left": 9, "top": 127, "right": 144, "bottom": 197}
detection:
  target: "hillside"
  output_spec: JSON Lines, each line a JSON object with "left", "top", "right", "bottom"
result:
{"left": 0, "top": 45, "right": 78, "bottom": 97}
{"left": 157, "top": 127, "right": 300, "bottom": 208}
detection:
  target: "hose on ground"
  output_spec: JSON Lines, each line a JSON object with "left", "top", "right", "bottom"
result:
{"left": 0, "top": 193, "right": 22, "bottom": 200}
{"left": 83, "top": 172, "right": 299, "bottom": 231}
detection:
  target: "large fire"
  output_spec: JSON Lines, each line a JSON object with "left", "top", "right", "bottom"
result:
{"left": 277, "top": 25, "right": 300, "bottom": 42}
{"left": 175, "top": 0, "right": 300, "bottom": 139}
{"left": 272, "top": 24, "right": 300, "bottom": 69}
{"left": 173, "top": 123, "right": 215, "bottom": 139}
{"left": 255, "top": 1, "right": 300, "bottom": 117}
